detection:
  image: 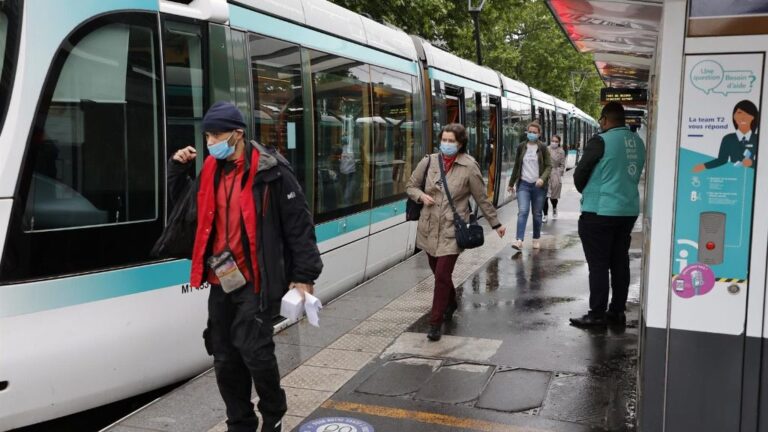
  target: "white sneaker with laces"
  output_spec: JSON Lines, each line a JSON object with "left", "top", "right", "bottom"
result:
{"left": 512, "top": 239, "right": 523, "bottom": 250}
{"left": 532, "top": 239, "right": 541, "bottom": 249}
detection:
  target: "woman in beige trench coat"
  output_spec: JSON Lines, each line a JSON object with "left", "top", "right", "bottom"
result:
{"left": 543, "top": 134, "right": 566, "bottom": 222}
{"left": 406, "top": 123, "right": 506, "bottom": 341}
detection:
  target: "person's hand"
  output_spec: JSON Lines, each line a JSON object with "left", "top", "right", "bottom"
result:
{"left": 744, "top": 158, "right": 754, "bottom": 167}
{"left": 173, "top": 146, "right": 197, "bottom": 164}
{"left": 420, "top": 193, "right": 435, "bottom": 206}
{"left": 495, "top": 225, "right": 506, "bottom": 238}
{"left": 535, "top": 179, "right": 544, "bottom": 188}
{"left": 507, "top": 185, "right": 515, "bottom": 194}
{"left": 692, "top": 163, "right": 706, "bottom": 173}
{"left": 292, "top": 282, "right": 314, "bottom": 297}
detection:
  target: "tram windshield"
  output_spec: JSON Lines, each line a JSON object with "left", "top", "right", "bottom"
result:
{"left": 0, "top": 0, "right": 20, "bottom": 131}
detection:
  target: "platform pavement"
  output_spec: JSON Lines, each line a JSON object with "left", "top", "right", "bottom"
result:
{"left": 104, "top": 173, "right": 642, "bottom": 432}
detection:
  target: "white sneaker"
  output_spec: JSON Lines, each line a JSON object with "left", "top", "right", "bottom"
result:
{"left": 532, "top": 239, "right": 541, "bottom": 249}
{"left": 553, "top": 209, "right": 558, "bottom": 219}
{"left": 542, "top": 215, "right": 548, "bottom": 223}
{"left": 512, "top": 239, "right": 523, "bottom": 250}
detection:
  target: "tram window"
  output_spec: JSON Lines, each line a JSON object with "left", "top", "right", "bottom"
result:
{"left": 0, "top": 0, "right": 20, "bottom": 133}
{"left": 432, "top": 84, "right": 461, "bottom": 150}
{"left": 163, "top": 20, "right": 205, "bottom": 174}
{"left": 22, "top": 21, "right": 160, "bottom": 231}
{"left": 309, "top": 50, "right": 372, "bottom": 222}
{"left": 500, "top": 99, "right": 524, "bottom": 200}
{"left": 0, "top": 14, "right": 163, "bottom": 283}
{"left": 370, "top": 67, "right": 417, "bottom": 204}
{"left": 249, "top": 34, "right": 309, "bottom": 192}
{"left": 464, "top": 89, "right": 478, "bottom": 158}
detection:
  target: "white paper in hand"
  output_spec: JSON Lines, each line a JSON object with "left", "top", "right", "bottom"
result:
{"left": 304, "top": 292, "right": 323, "bottom": 327}
{"left": 280, "top": 288, "right": 304, "bottom": 321}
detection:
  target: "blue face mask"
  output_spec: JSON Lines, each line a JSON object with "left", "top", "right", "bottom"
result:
{"left": 440, "top": 141, "right": 459, "bottom": 156}
{"left": 527, "top": 132, "right": 539, "bottom": 142}
{"left": 208, "top": 132, "right": 235, "bottom": 160}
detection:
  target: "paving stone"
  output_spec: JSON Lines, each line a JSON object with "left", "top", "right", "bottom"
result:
{"left": 539, "top": 374, "right": 613, "bottom": 427}
{"left": 285, "top": 387, "right": 334, "bottom": 417}
{"left": 382, "top": 332, "right": 503, "bottom": 363}
{"left": 355, "top": 358, "right": 441, "bottom": 396}
{"left": 320, "top": 295, "right": 395, "bottom": 321}
{"left": 273, "top": 317, "right": 360, "bottom": 348}
{"left": 305, "top": 348, "right": 376, "bottom": 371}
{"left": 349, "top": 320, "right": 411, "bottom": 338}
{"left": 367, "top": 308, "right": 426, "bottom": 324}
{"left": 415, "top": 363, "right": 494, "bottom": 404}
{"left": 282, "top": 365, "right": 356, "bottom": 392}
{"left": 476, "top": 369, "right": 552, "bottom": 412}
{"left": 275, "top": 343, "right": 323, "bottom": 377}
{"left": 122, "top": 375, "right": 224, "bottom": 432}
{"left": 327, "top": 333, "right": 394, "bottom": 353}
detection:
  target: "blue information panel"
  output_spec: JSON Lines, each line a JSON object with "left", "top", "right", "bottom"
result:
{"left": 671, "top": 53, "right": 764, "bottom": 301}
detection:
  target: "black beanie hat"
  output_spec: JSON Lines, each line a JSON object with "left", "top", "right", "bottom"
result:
{"left": 203, "top": 101, "right": 246, "bottom": 132}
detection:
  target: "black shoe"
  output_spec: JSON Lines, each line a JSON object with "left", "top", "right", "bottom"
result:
{"left": 606, "top": 311, "right": 627, "bottom": 326}
{"left": 427, "top": 325, "right": 442, "bottom": 341}
{"left": 444, "top": 303, "right": 458, "bottom": 322}
{"left": 569, "top": 313, "right": 607, "bottom": 327}
{"left": 261, "top": 417, "right": 282, "bottom": 432}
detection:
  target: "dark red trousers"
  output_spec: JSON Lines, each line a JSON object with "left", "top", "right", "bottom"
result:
{"left": 428, "top": 254, "right": 459, "bottom": 326}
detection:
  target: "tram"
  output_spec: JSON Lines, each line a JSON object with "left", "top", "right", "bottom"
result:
{"left": 0, "top": 0, "right": 596, "bottom": 428}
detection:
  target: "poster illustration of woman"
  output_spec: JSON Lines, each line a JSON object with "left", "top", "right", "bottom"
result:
{"left": 693, "top": 99, "right": 759, "bottom": 172}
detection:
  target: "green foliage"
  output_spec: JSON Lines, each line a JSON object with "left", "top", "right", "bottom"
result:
{"left": 329, "top": 0, "right": 604, "bottom": 118}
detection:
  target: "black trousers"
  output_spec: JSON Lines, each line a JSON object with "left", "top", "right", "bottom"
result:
{"left": 578, "top": 213, "right": 637, "bottom": 316}
{"left": 205, "top": 284, "right": 287, "bottom": 432}
{"left": 543, "top": 198, "right": 559, "bottom": 215}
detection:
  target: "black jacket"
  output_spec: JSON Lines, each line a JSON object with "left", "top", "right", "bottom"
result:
{"left": 168, "top": 141, "right": 323, "bottom": 313}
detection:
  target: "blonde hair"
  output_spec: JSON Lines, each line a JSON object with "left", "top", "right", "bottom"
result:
{"left": 526, "top": 121, "right": 542, "bottom": 134}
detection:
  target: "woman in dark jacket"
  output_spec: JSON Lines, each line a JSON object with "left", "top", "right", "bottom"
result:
{"left": 507, "top": 121, "right": 552, "bottom": 250}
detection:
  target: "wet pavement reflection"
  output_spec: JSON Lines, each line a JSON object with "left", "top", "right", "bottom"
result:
{"left": 297, "top": 181, "right": 641, "bottom": 432}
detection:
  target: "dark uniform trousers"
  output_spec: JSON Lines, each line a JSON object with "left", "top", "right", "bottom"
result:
{"left": 578, "top": 212, "right": 637, "bottom": 316}
{"left": 205, "top": 283, "right": 286, "bottom": 432}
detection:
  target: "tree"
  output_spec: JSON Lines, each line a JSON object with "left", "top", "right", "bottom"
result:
{"left": 329, "top": 0, "right": 604, "bottom": 118}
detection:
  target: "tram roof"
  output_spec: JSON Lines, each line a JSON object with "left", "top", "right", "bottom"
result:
{"left": 419, "top": 41, "right": 501, "bottom": 90}
{"left": 236, "top": 0, "right": 418, "bottom": 61}
{"left": 499, "top": 75, "right": 531, "bottom": 98}
{"left": 545, "top": 0, "right": 662, "bottom": 89}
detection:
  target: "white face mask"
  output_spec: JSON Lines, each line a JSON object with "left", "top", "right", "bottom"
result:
{"left": 551, "top": 141, "right": 560, "bottom": 147}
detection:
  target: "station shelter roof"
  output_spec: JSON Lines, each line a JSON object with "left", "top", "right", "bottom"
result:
{"left": 545, "top": 0, "right": 663, "bottom": 89}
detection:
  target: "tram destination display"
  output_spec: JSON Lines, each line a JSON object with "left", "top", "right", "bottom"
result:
{"left": 600, "top": 88, "right": 647, "bottom": 104}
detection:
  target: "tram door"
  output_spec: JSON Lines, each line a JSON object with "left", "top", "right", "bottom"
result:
{"left": 486, "top": 96, "right": 500, "bottom": 201}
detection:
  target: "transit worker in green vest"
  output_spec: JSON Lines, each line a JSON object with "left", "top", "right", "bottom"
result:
{"left": 570, "top": 102, "right": 645, "bottom": 327}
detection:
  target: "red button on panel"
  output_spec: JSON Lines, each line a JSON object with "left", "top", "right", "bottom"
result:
{"left": 706, "top": 242, "right": 716, "bottom": 250}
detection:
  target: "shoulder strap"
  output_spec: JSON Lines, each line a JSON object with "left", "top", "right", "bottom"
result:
{"left": 419, "top": 154, "right": 431, "bottom": 189}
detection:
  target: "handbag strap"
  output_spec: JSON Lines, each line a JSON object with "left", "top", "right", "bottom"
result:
{"left": 438, "top": 154, "right": 478, "bottom": 225}
{"left": 419, "top": 154, "right": 430, "bottom": 190}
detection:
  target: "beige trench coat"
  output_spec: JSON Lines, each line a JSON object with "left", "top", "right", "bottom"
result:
{"left": 548, "top": 146, "right": 566, "bottom": 199}
{"left": 406, "top": 153, "right": 501, "bottom": 257}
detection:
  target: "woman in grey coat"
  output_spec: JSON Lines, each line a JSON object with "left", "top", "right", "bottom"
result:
{"left": 543, "top": 134, "right": 566, "bottom": 222}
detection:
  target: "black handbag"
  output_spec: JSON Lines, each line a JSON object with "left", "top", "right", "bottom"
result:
{"left": 405, "top": 155, "right": 431, "bottom": 221}
{"left": 151, "top": 178, "right": 198, "bottom": 259}
{"left": 437, "top": 155, "right": 484, "bottom": 249}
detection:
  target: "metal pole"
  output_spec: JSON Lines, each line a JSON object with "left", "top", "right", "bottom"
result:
{"left": 470, "top": 10, "right": 482, "bottom": 66}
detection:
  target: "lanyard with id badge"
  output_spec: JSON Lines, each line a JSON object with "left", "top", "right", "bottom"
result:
{"left": 207, "top": 169, "right": 247, "bottom": 293}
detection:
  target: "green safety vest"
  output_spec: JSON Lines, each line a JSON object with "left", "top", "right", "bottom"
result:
{"left": 581, "top": 126, "right": 645, "bottom": 216}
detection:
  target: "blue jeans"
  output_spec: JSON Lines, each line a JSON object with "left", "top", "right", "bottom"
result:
{"left": 516, "top": 180, "right": 546, "bottom": 240}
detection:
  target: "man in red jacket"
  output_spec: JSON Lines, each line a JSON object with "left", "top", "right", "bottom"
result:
{"left": 170, "top": 102, "right": 322, "bottom": 432}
